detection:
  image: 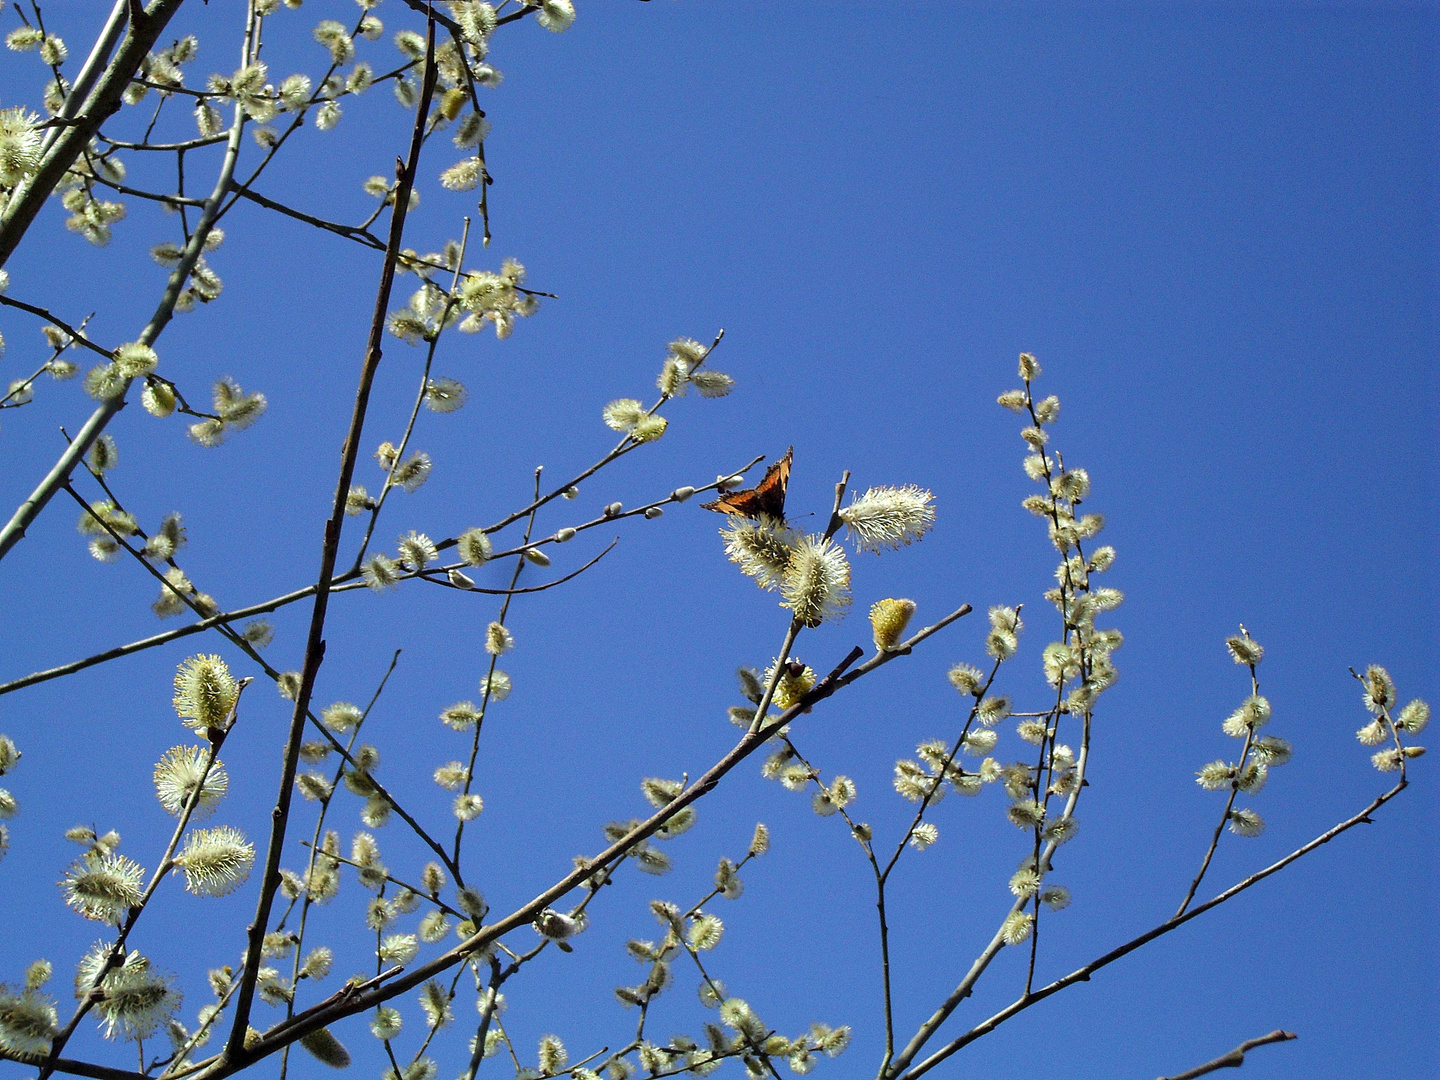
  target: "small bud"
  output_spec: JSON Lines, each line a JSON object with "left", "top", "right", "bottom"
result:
{"left": 604, "top": 502, "right": 623, "bottom": 517}
{"left": 523, "top": 547, "right": 551, "bottom": 567}
{"left": 447, "top": 569, "right": 475, "bottom": 589}
{"left": 851, "top": 822, "right": 872, "bottom": 842}
{"left": 644, "top": 507, "right": 663, "bottom": 519}
{"left": 672, "top": 486, "right": 695, "bottom": 502}
{"left": 554, "top": 527, "right": 576, "bottom": 542}
{"left": 561, "top": 486, "right": 579, "bottom": 499}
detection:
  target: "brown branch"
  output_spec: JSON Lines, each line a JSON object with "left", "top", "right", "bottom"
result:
{"left": 221, "top": 16, "right": 439, "bottom": 1060}
{"left": 97, "top": 132, "right": 228, "bottom": 151}
{"left": 421, "top": 539, "right": 618, "bottom": 593}
{"left": 226, "top": 184, "right": 382, "bottom": 246}
{"left": 1157, "top": 1030, "right": 1297, "bottom": 1080}
{"left": 0, "top": 584, "right": 318, "bottom": 696}
{"left": 0, "top": 1052, "right": 146, "bottom": 1080}
{"left": 0, "top": 295, "right": 114, "bottom": 361}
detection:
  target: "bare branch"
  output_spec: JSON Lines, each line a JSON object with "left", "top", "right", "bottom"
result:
{"left": 894, "top": 781, "right": 1405, "bottom": 1079}
{"left": 0, "top": 1051, "right": 147, "bottom": 1080}
{"left": 1157, "top": 1030, "right": 1298, "bottom": 1080}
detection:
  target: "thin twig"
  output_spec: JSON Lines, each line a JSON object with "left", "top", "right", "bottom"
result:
{"left": 1157, "top": 1030, "right": 1297, "bottom": 1080}
{"left": 0, "top": 457, "right": 763, "bottom": 697}
{"left": 894, "top": 781, "right": 1405, "bottom": 1079}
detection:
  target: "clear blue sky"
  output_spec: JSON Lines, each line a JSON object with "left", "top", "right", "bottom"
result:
{"left": 0, "top": 3, "right": 1434, "bottom": 1078}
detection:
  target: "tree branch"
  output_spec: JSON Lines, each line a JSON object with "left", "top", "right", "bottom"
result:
{"left": 0, "top": 456, "right": 764, "bottom": 697}
{"left": 220, "top": 13, "right": 439, "bottom": 1059}
{"left": 894, "top": 781, "right": 1405, "bottom": 1079}
{"left": 0, "top": 2, "right": 245, "bottom": 563}
{"left": 0, "top": 1051, "right": 147, "bottom": 1080}
{"left": 165, "top": 605, "right": 969, "bottom": 1077}
{"left": 0, "top": 0, "right": 186, "bottom": 267}
{"left": 1157, "top": 1030, "right": 1297, "bottom": 1080}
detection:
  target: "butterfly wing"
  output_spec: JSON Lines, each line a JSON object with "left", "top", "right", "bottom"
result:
{"left": 701, "top": 447, "right": 793, "bottom": 520}
{"left": 750, "top": 446, "right": 792, "bottom": 519}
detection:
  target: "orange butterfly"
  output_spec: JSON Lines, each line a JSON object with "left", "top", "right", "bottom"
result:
{"left": 701, "top": 447, "right": 792, "bottom": 521}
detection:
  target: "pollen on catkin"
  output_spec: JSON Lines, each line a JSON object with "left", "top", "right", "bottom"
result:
{"left": 721, "top": 515, "right": 796, "bottom": 591}
{"left": 484, "top": 621, "right": 514, "bottom": 655}
{"left": 780, "top": 535, "right": 851, "bottom": 626}
{"left": 153, "top": 746, "right": 227, "bottom": 817}
{"left": 173, "top": 655, "right": 239, "bottom": 734}
{"left": 175, "top": 826, "right": 255, "bottom": 896}
{"left": 1000, "top": 911, "right": 1034, "bottom": 945}
{"left": 869, "top": 598, "right": 916, "bottom": 651}
{"left": 838, "top": 486, "right": 936, "bottom": 553}
{"left": 457, "top": 528, "right": 492, "bottom": 565}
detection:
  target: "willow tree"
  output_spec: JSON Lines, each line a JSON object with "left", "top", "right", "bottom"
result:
{"left": 0, "top": 5, "right": 1425, "bottom": 1080}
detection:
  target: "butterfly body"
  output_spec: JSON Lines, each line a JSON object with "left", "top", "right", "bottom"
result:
{"left": 701, "top": 447, "right": 792, "bottom": 521}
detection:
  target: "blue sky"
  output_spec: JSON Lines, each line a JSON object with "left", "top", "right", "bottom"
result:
{"left": 0, "top": 3, "right": 1434, "bottom": 1079}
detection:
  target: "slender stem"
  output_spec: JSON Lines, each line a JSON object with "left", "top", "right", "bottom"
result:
{"left": 886, "top": 709, "right": 1092, "bottom": 1077}
{"left": 274, "top": 652, "right": 399, "bottom": 1080}
{"left": 0, "top": 457, "right": 760, "bottom": 698}
{"left": 0, "top": 296, "right": 112, "bottom": 361}
{"left": 895, "top": 781, "right": 1405, "bottom": 1080}
{"left": 1176, "top": 646, "right": 1262, "bottom": 917}
{"left": 872, "top": 654, "right": 1005, "bottom": 1077}
{"left": 352, "top": 219, "right": 471, "bottom": 570}
{"left": 453, "top": 468, "right": 541, "bottom": 869}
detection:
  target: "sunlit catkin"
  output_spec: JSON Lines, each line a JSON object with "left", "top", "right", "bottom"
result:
{"left": 869, "top": 598, "right": 916, "bottom": 651}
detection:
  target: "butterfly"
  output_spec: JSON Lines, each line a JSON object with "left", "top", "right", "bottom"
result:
{"left": 701, "top": 447, "right": 792, "bottom": 521}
